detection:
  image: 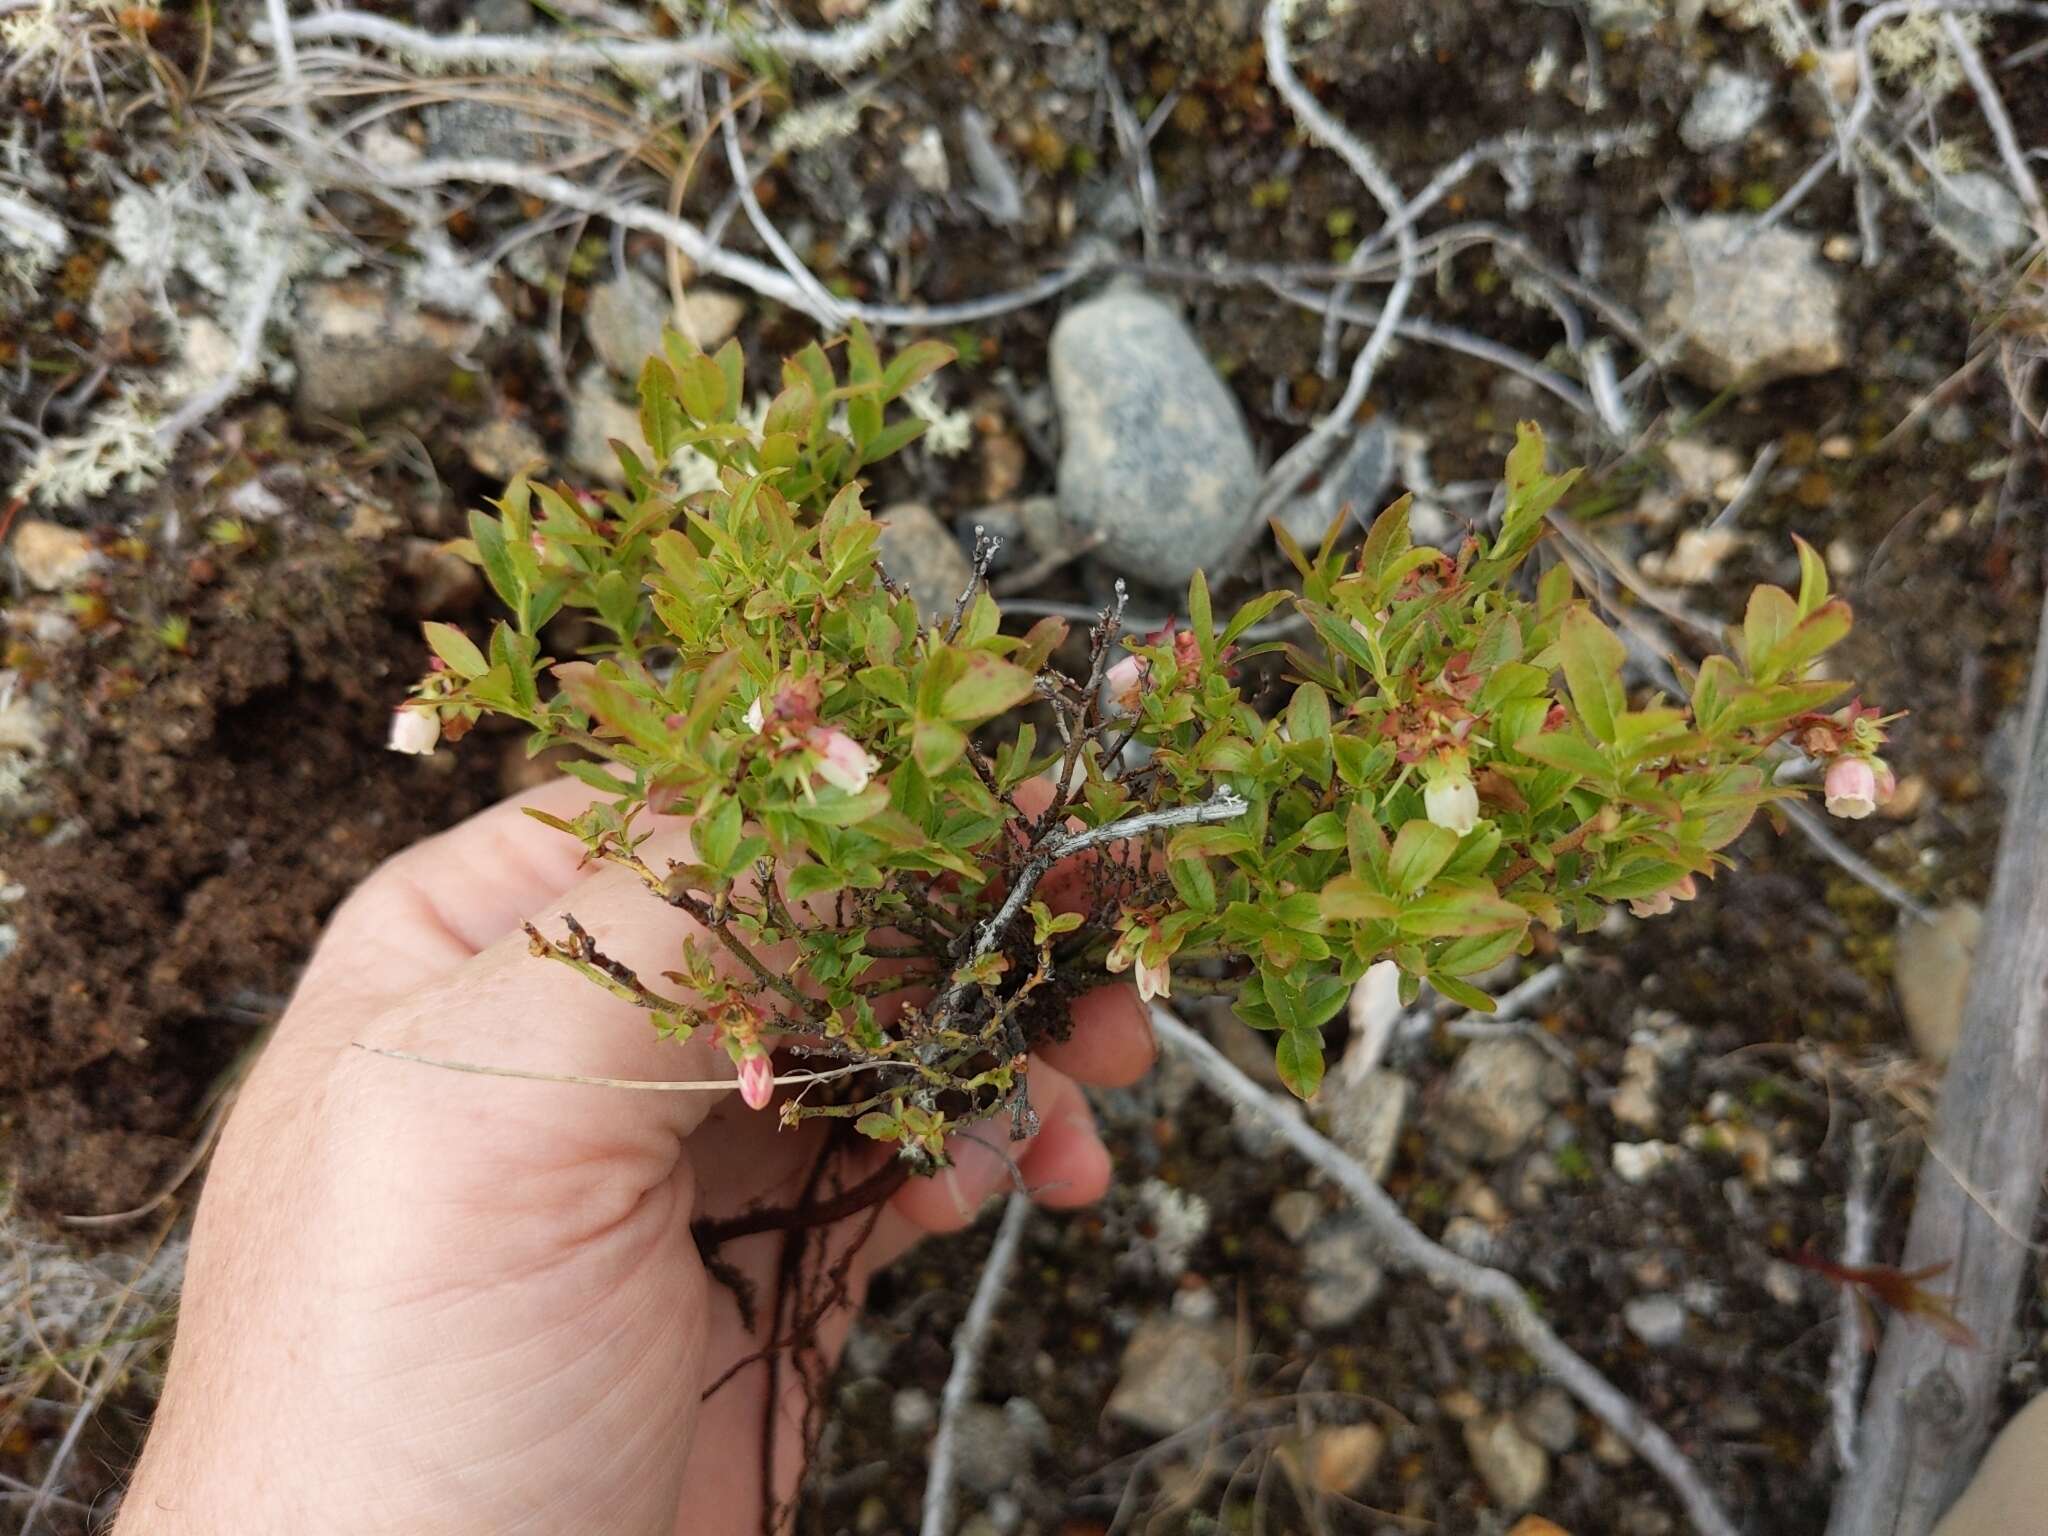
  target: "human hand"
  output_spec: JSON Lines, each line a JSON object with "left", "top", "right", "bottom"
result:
{"left": 116, "top": 778, "right": 1154, "bottom": 1535}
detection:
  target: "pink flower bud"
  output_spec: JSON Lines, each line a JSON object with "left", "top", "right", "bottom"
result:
{"left": 1105, "top": 653, "right": 1147, "bottom": 713}
{"left": 1873, "top": 759, "right": 1897, "bottom": 805}
{"left": 736, "top": 1053, "right": 775, "bottom": 1111}
{"left": 812, "top": 727, "right": 878, "bottom": 795}
{"left": 1134, "top": 954, "right": 1171, "bottom": 1002}
{"left": 744, "top": 696, "right": 766, "bottom": 733}
{"left": 386, "top": 707, "right": 440, "bottom": 755}
{"left": 1824, "top": 756, "right": 1879, "bottom": 820}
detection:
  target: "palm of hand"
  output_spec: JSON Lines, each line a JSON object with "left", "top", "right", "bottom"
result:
{"left": 118, "top": 780, "right": 1147, "bottom": 1535}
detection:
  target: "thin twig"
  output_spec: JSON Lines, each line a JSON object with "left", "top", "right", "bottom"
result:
{"left": 351, "top": 1042, "right": 884, "bottom": 1092}
{"left": 919, "top": 1192, "right": 1032, "bottom": 1536}
{"left": 1151, "top": 1006, "right": 1742, "bottom": 1536}
{"left": 1941, "top": 13, "right": 2048, "bottom": 236}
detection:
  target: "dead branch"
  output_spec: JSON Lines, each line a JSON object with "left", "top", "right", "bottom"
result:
{"left": 1826, "top": 590, "right": 2048, "bottom": 1536}
{"left": 1150, "top": 1006, "right": 1742, "bottom": 1536}
{"left": 1830, "top": 1120, "right": 1881, "bottom": 1472}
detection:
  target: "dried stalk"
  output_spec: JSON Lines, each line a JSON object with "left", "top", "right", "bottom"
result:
{"left": 1826, "top": 592, "right": 2048, "bottom": 1536}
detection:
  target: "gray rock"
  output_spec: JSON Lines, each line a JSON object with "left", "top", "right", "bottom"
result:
{"left": 1051, "top": 287, "right": 1259, "bottom": 584}
{"left": 1439, "top": 1039, "right": 1552, "bottom": 1163}
{"left": 1107, "top": 1317, "right": 1234, "bottom": 1437}
{"left": 1643, "top": 216, "right": 1846, "bottom": 390}
{"left": 1279, "top": 420, "right": 1396, "bottom": 549}
{"left": 1271, "top": 1190, "right": 1323, "bottom": 1243}
{"left": 876, "top": 502, "right": 975, "bottom": 623}
{"left": 1301, "top": 1216, "right": 1388, "bottom": 1330}
{"left": 585, "top": 269, "right": 673, "bottom": 378}
{"left": 1442, "top": 1216, "right": 1497, "bottom": 1264}
{"left": 292, "top": 280, "right": 475, "bottom": 421}
{"left": 950, "top": 1402, "right": 1034, "bottom": 1495}
{"left": 1327, "top": 1067, "right": 1412, "bottom": 1184}
{"left": 1931, "top": 171, "right": 2032, "bottom": 269}
{"left": 892, "top": 1386, "right": 936, "bottom": 1440}
{"left": 1589, "top": 0, "right": 1664, "bottom": 29}
{"left": 1002, "top": 1396, "right": 1052, "bottom": 1454}
{"left": 902, "top": 125, "right": 951, "bottom": 194}
{"left": 463, "top": 417, "right": 547, "bottom": 482}
{"left": 8, "top": 520, "right": 100, "bottom": 591}
{"left": 1680, "top": 65, "right": 1774, "bottom": 151}
{"left": 567, "top": 369, "right": 651, "bottom": 485}
{"left": 1516, "top": 1386, "right": 1580, "bottom": 1453}
{"left": 1895, "top": 902, "right": 1982, "bottom": 1065}
{"left": 1624, "top": 1293, "right": 1688, "bottom": 1347}
{"left": 1463, "top": 1413, "right": 1550, "bottom": 1510}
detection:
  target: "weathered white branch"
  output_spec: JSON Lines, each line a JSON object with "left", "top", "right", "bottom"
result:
{"left": 1830, "top": 1119, "right": 1880, "bottom": 1471}
{"left": 919, "top": 1192, "right": 1032, "bottom": 1536}
{"left": 1826, "top": 588, "right": 2048, "bottom": 1536}
{"left": 266, "top": 0, "right": 932, "bottom": 78}
{"left": 1941, "top": 14, "right": 2048, "bottom": 235}
{"left": 366, "top": 157, "right": 1095, "bottom": 330}
{"left": 1151, "top": 1005, "right": 1742, "bottom": 1536}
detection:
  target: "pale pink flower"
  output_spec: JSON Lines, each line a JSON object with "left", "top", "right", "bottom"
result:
{"left": 386, "top": 707, "right": 440, "bottom": 755}
{"left": 1824, "top": 756, "right": 1879, "bottom": 820}
{"left": 1134, "top": 954, "right": 1171, "bottom": 1002}
{"left": 737, "top": 1053, "right": 775, "bottom": 1111}
{"left": 744, "top": 695, "right": 766, "bottom": 732}
{"left": 1105, "top": 653, "right": 1147, "bottom": 713}
{"left": 1423, "top": 768, "right": 1480, "bottom": 836}
{"left": 1105, "top": 930, "right": 1137, "bottom": 973}
{"left": 812, "top": 727, "right": 878, "bottom": 795}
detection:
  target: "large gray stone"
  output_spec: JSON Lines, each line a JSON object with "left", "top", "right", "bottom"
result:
{"left": 1930, "top": 172, "right": 2032, "bottom": 270}
{"left": 1643, "top": 216, "right": 1845, "bottom": 390}
{"left": 1301, "top": 1216, "right": 1387, "bottom": 1330}
{"left": 1106, "top": 1317, "right": 1233, "bottom": 1436}
{"left": 876, "top": 501, "right": 975, "bottom": 623}
{"left": 1326, "top": 1068, "right": 1412, "bottom": 1184}
{"left": 1439, "top": 1038, "right": 1551, "bottom": 1163}
{"left": 585, "top": 269, "right": 673, "bottom": 379}
{"left": 1051, "top": 287, "right": 1259, "bottom": 584}
{"left": 292, "top": 280, "right": 474, "bottom": 421}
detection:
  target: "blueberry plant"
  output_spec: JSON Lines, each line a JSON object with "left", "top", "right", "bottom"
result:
{"left": 397, "top": 323, "right": 1893, "bottom": 1162}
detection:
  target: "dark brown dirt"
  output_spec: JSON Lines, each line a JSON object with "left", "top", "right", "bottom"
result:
{"left": 0, "top": 526, "right": 493, "bottom": 1215}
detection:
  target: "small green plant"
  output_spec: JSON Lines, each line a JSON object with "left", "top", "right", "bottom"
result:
{"left": 397, "top": 323, "right": 1893, "bottom": 1168}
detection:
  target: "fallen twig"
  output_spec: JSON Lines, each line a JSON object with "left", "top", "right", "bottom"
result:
{"left": 1150, "top": 1006, "right": 1742, "bottom": 1536}
{"left": 1826, "top": 587, "right": 2048, "bottom": 1536}
{"left": 918, "top": 1192, "right": 1032, "bottom": 1536}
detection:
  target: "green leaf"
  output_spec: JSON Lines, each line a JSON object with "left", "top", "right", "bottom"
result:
{"left": 1398, "top": 884, "right": 1529, "bottom": 939}
{"left": 1274, "top": 1029, "right": 1326, "bottom": 1100}
{"left": 940, "top": 653, "right": 1038, "bottom": 723}
{"left": 1516, "top": 728, "right": 1610, "bottom": 783}
{"left": 469, "top": 509, "right": 522, "bottom": 614}
{"left": 423, "top": 621, "right": 487, "bottom": 678}
{"left": 880, "top": 339, "right": 956, "bottom": 401}
{"left": 1169, "top": 857, "right": 1217, "bottom": 913}
{"left": 698, "top": 796, "right": 743, "bottom": 871}
{"left": 1794, "top": 535, "right": 1830, "bottom": 617}
{"left": 1187, "top": 568, "right": 1214, "bottom": 661}
{"left": 1741, "top": 584, "right": 1800, "bottom": 683}
{"left": 1286, "top": 682, "right": 1332, "bottom": 742}
{"left": 1388, "top": 820, "right": 1459, "bottom": 896}
{"left": 1559, "top": 606, "right": 1627, "bottom": 744}
{"left": 912, "top": 718, "right": 968, "bottom": 776}
{"left": 787, "top": 863, "right": 845, "bottom": 901}
{"left": 791, "top": 783, "right": 890, "bottom": 827}
{"left": 1321, "top": 875, "right": 1398, "bottom": 922}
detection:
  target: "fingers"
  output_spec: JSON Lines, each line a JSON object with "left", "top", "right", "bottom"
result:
{"left": 1033, "top": 982, "right": 1156, "bottom": 1088}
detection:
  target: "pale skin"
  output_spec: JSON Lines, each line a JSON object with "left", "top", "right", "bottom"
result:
{"left": 117, "top": 777, "right": 1156, "bottom": 1535}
